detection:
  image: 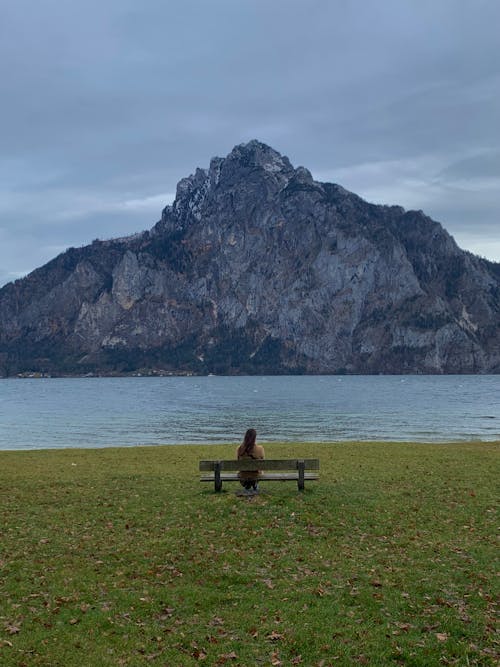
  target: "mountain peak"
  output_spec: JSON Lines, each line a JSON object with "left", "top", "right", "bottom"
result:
{"left": 167, "top": 140, "right": 296, "bottom": 226}
{"left": 225, "top": 140, "right": 293, "bottom": 174}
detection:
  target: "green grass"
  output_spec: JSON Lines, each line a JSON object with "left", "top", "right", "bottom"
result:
{"left": 0, "top": 441, "right": 498, "bottom": 666}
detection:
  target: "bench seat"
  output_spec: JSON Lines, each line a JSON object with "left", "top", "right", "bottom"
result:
{"left": 199, "top": 458, "right": 320, "bottom": 492}
{"left": 200, "top": 472, "right": 319, "bottom": 482}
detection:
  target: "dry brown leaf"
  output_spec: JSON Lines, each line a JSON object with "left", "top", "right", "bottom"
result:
{"left": 271, "top": 651, "right": 282, "bottom": 666}
{"left": 395, "top": 622, "right": 412, "bottom": 632}
{"left": 192, "top": 649, "right": 207, "bottom": 660}
{"left": 216, "top": 652, "right": 237, "bottom": 664}
{"left": 145, "top": 652, "right": 161, "bottom": 661}
{"left": 209, "top": 616, "right": 224, "bottom": 626}
{"left": 436, "top": 632, "right": 448, "bottom": 642}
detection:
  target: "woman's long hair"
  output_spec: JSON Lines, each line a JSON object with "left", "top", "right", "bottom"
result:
{"left": 238, "top": 428, "right": 257, "bottom": 457}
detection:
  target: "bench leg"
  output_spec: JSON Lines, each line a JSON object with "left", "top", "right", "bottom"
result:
{"left": 298, "top": 460, "right": 305, "bottom": 491}
{"left": 214, "top": 461, "right": 222, "bottom": 493}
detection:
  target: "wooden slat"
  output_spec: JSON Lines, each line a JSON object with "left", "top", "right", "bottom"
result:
{"left": 199, "top": 459, "right": 320, "bottom": 472}
{"left": 200, "top": 472, "right": 319, "bottom": 482}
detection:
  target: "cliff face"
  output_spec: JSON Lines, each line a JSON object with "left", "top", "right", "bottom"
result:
{"left": 1, "top": 140, "right": 499, "bottom": 376}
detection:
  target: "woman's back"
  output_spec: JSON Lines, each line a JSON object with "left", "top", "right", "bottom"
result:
{"left": 237, "top": 443, "right": 265, "bottom": 460}
{"left": 237, "top": 428, "right": 265, "bottom": 487}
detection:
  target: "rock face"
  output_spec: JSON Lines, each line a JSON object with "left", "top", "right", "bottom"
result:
{"left": 1, "top": 140, "right": 499, "bottom": 376}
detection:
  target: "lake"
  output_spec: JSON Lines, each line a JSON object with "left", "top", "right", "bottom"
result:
{"left": 0, "top": 375, "right": 499, "bottom": 451}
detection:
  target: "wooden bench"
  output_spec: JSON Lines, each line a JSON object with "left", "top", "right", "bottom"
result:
{"left": 199, "top": 459, "right": 320, "bottom": 492}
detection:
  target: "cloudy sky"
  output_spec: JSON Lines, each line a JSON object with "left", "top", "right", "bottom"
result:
{"left": 1, "top": 0, "right": 499, "bottom": 287}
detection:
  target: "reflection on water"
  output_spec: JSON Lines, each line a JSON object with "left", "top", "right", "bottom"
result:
{"left": 0, "top": 375, "right": 499, "bottom": 450}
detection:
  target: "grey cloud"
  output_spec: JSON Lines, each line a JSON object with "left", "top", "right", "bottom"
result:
{"left": 1, "top": 0, "right": 499, "bottom": 286}
{"left": 437, "top": 151, "right": 500, "bottom": 181}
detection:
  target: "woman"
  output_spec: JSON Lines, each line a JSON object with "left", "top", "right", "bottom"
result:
{"left": 237, "top": 428, "right": 265, "bottom": 493}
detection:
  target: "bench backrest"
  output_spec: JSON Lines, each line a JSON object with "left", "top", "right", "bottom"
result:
{"left": 199, "top": 459, "right": 319, "bottom": 472}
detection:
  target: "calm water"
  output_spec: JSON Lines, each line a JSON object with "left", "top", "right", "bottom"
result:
{"left": 0, "top": 375, "right": 499, "bottom": 450}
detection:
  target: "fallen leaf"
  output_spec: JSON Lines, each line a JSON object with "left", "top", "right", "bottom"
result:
{"left": 216, "top": 652, "right": 237, "bottom": 664}
{"left": 192, "top": 649, "right": 207, "bottom": 660}
{"left": 209, "top": 616, "right": 224, "bottom": 626}
{"left": 395, "top": 622, "right": 412, "bottom": 632}
{"left": 436, "top": 633, "right": 448, "bottom": 642}
{"left": 145, "top": 652, "right": 161, "bottom": 661}
{"left": 267, "top": 631, "right": 284, "bottom": 641}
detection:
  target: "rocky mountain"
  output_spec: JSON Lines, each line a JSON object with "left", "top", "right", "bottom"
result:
{"left": 1, "top": 140, "right": 499, "bottom": 376}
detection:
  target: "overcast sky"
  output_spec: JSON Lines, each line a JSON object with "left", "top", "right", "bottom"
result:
{"left": 1, "top": 0, "right": 499, "bottom": 287}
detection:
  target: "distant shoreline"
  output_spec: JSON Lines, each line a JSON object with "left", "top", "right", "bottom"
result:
{"left": 3, "top": 370, "right": 500, "bottom": 379}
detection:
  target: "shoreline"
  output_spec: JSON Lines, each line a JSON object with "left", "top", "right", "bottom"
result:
{"left": 3, "top": 370, "right": 500, "bottom": 378}
{"left": 1, "top": 439, "right": 498, "bottom": 455}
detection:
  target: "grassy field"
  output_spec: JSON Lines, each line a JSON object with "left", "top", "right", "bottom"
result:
{"left": 0, "top": 441, "right": 498, "bottom": 666}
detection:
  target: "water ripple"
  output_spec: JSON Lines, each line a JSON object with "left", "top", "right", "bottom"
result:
{"left": 0, "top": 375, "right": 499, "bottom": 450}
